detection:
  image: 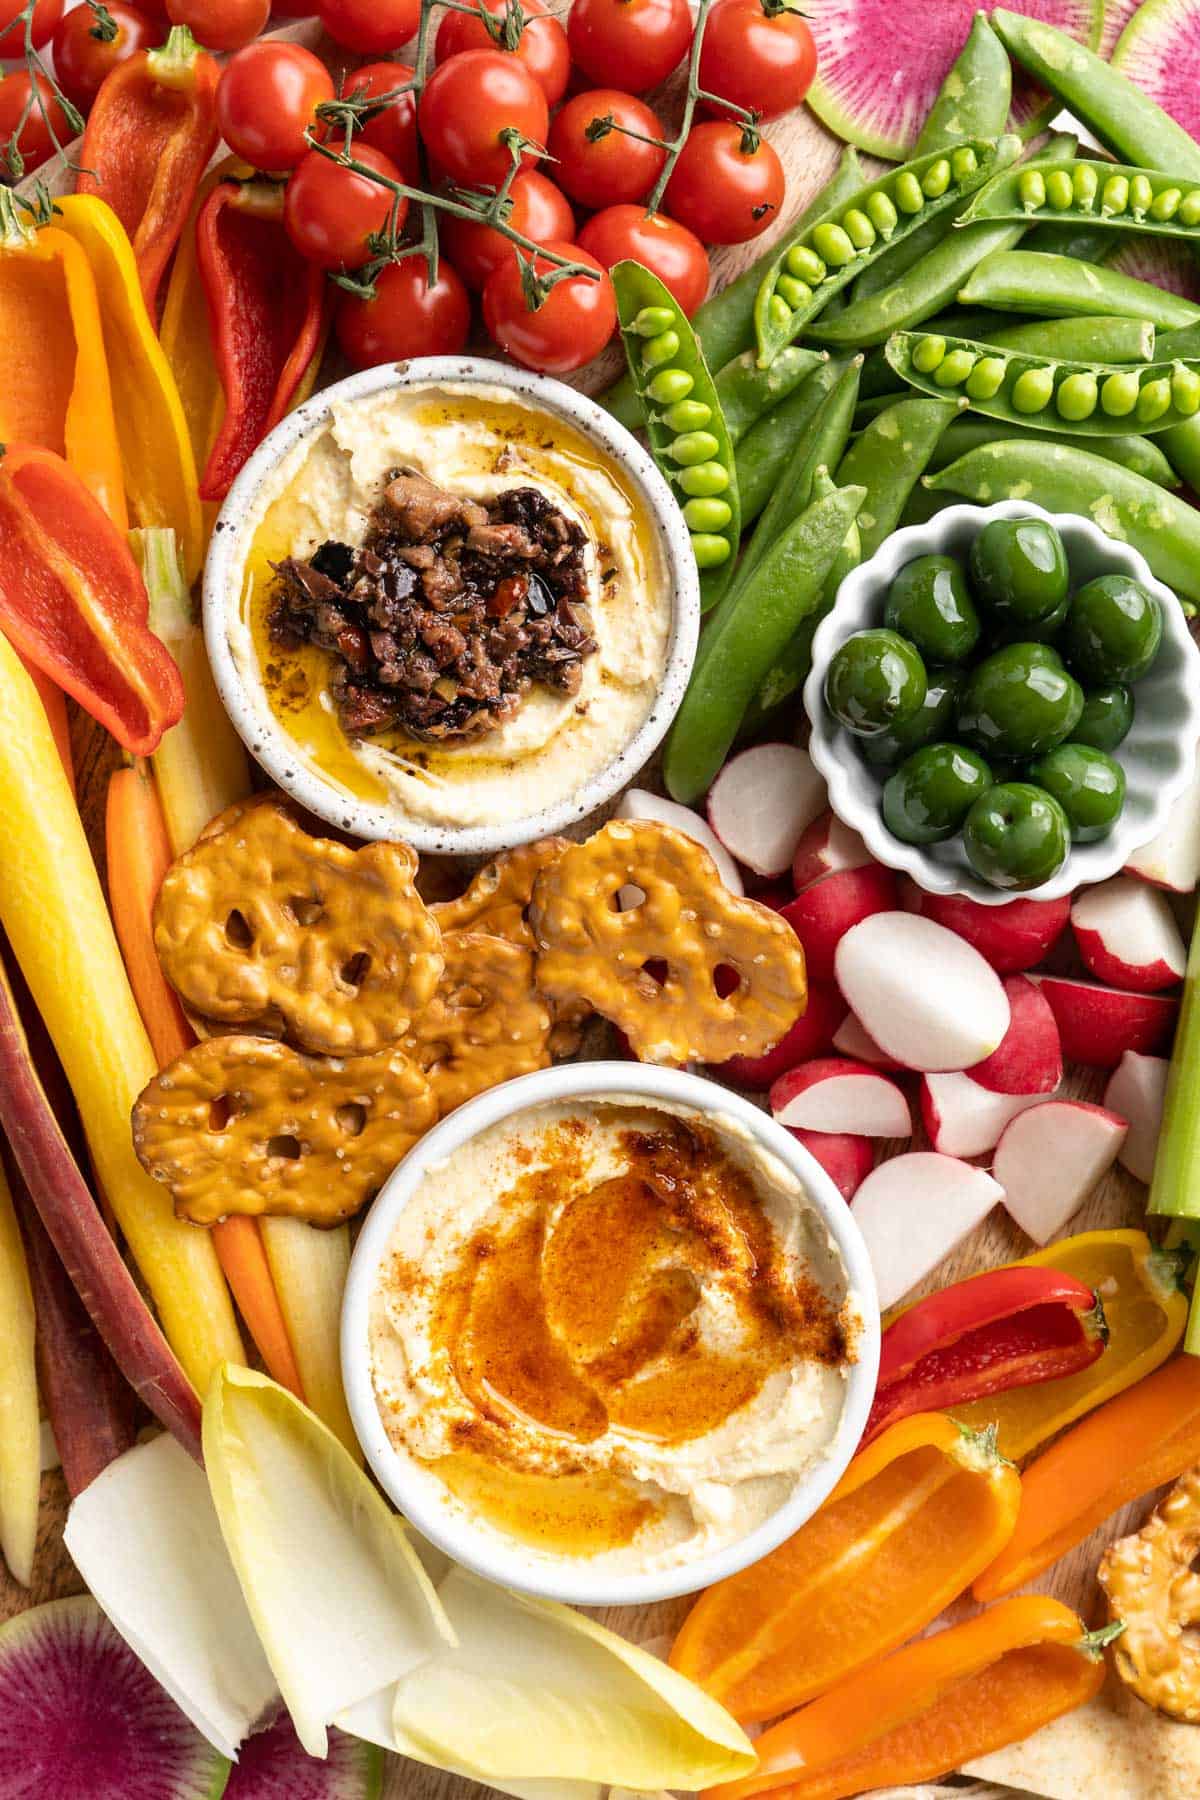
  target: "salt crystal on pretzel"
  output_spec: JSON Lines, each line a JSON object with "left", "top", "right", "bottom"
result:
{"left": 402, "top": 929, "right": 553, "bottom": 1116}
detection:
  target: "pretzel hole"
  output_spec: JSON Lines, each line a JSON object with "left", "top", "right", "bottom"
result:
{"left": 335, "top": 1102, "right": 367, "bottom": 1137}
{"left": 225, "top": 909, "right": 254, "bottom": 950}
{"left": 340, "top": 953, "right": 371, "bottom": 989}
{"left": 616, "top": 883, "right": 645, "bottom": 911}
{"left": 714, "top": 964, "right": 741, "bottom": 998}
{"left": 448, "top": 984, "right": 486, "bottom": 1010}
{"left": 289, "top": 895, "right": 325, "bottom": 926}
{"left": 642, "top": 958, "right": 669, "bottom": 987}
{"left": 266, "top": 1134, "right": 302, "bottom": 1160}
{"left": 208, "top": 1095, "right": 232, "bottom": 1133}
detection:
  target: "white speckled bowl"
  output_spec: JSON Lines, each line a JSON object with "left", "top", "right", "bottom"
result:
{"left": 804, "top": 500, "right": 1200, "bottom": 905}
{"left": 341, "top": 1061, "right": 880, "bottom": 1608}
{"left": 203, "top": 357, "right": 700, "bottom": 856}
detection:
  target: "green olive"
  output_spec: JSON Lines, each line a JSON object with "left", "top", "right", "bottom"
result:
{"left": 884, "top": 554, "right": 980, "bottom": 664}
{"left": 858, "top": 669, "right": 963, "bottom": 766}
{"left": 1069, "top": 683, "right": 1135, "bottom": 752}
{"left": 883, "top": 743, "right": 993, "bottom": 844}
{"left": 957, "top": 641, "right": 1084, "bottom": 759}
{"left": 1059, "top": 572, "right": 1163, "bottom": 683}
{"left": 1027, "top": 742, "right": 1126, "bottom": 841}
{"left": 968, "top": 517, "right": 1070, "bottom": 626}
{"left": 963, "top": 782, "right": 1071, "bottom": 891}
{"left": 825, "top": 628, "right": 928, "bottom": 737}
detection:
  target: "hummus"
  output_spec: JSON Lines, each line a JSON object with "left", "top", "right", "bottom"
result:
{"left": 222, "top": 381, "right": 672, "bottom": 829}
{"left": 369, "top": 1095, "right": 860, "bottom": 1576}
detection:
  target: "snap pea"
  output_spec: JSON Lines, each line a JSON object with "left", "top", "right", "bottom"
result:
{"left": 753, "top": 138, "right": 1015, "bottom": 367}
{"left": 927, "top": 416, "right": 1180, "bottom": 488}
{"left": 834, "top": 395, "right": 961, "bottom": 559}
{"left": 1156, "top": 325, "right": 1200, "bottom": 362}
{"left": 1022, "top": 218, "right": 1121, "bottom": 263}
{"left": 925, "top": 438, "right": 1200, "bottom": 608}
{"left": 737, "top": 358, "right": 861, "bottom": 592}
{"left": 957, "top": 249, "right": 1200, "bottom": 329}
{"left": 983, "top": 315, "right": 1155, "bottom": 362}
{"left": 735, "top": 356, "right": 848, "bottom": 524}
{"left": 714, "top": 345, "right": 827, "bottom": 446}
{"left": 613, "top": 261, "right": 740, "bottom": 612}
{"left": 662, "top": 482, "right": 867, "bottom": 803}
{"left": 960, "top": 157, "right": 1200, "bottom": 241}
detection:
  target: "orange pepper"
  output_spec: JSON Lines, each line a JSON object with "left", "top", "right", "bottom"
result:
{"left": 670, "top": 1413, "right": 1020, "bottom": 1724}
{"left": 704, "top": 1597, "right": 1105, "bottom": 1800}
{"left": 974, "top": 1350, "right": 1200, "bottom": 1601}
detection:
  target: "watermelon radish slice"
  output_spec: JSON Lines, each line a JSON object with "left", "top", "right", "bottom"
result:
{"left": 0, "top": 1596, "right": 230, "bottom": 1800}
{"left": 805, "top": 0, "right": 1102, "bottom": 160}
{"left": 1113, "top": 0, "right": 1200, "bottom": 144}
{"left": 224, "top": 1711, "right": 381, "bottom": 1799}
{"left": 1108, "top": 234, "right": 1200, "bottom": 305}
{"left": 1100, "top": 0, "right": 1140, "bottom": 56}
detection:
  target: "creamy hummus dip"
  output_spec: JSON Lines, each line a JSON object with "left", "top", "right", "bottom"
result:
{"left": 369, "top": 1095, "right": 860, "bottom": 1576}
{"left": 222, "top": 382, "right": 671, "bottom": 830}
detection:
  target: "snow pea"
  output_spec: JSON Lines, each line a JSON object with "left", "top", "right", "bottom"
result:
{"left": 960, "top": 158, "right": 1200, "bottom": 240}
{"left": 834, "top": 395, "right": 961, "bottom": 560}
{"left": 958, "top": 249, "right": 1200, "bottom": 329}
{"left": 735, "top": 355, "right": 848, "bottom": 524}
{"left": 662, "top": 481, "right": 866, "bottom": 803}
{"left": 925, "top": 439, "right": 1200, "bottom": 608}
{"left": 753, "top": 137, "right": 1015, "bottom": 366}
{"left": 1022, "top": 218, "right": 1120, "bottom": 264}
{"left": 613, "top": 260, "right": 740, "bottom": 612}
{"left": 928, "top": 416, "right": 1180, "bottom": 489}
{"left": 714, "top": 345, "right": 827, "bottom": 446}
{"left": 983, "top": 316, "right": 1155, "bottom": 362}
{"left": 887, "top": 331, "right": 1200, "bottom": 435}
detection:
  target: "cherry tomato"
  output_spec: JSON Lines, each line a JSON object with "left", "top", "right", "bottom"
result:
{"left": 699, "top": 0, "right": 816, "bottom": 120}
{"left": 0, "top": 70, "right": 72, "bottom": 175}
{"left": 418, "top": 48, "right": 548, "bottom": 189}
{"left": 319, "top": 0, "right": 419, "bottom": 53}
{"left": 567, "top": 0, "right": 691, "bottom": 93}
{"left": 547, "top": 88, "right": 665, "bottom": 210}
{"left": 435, "top": 0, "right": 568, "bottom": 107}
{"left": 336, "top": 253, "right": 471, "bottom": 365}
{"left": 216, "top": 42, "right": 333, "bottom": 171}
{"left": 578, "top": 205, "right": 709, "bottom": 314}
{"left": 664, "top": 120, "right": 785, "bottom": 244}
{"left": 284, "top": 142, "right": 405, "bottom": 270}
{"left": 270, "top": 0, "right": 315, "bottom": 13}
{"left": 441, "top": 167, "right": 572, "bottom": 289}
{"left": 166, "top": 0, "right": 268, "bottom": 52}
{"left": 342, "top": 60, "right": 418, "bottom": 182}
{"left": 0, "top": 0, "right": 62, "bottom": 52}
{"left": 51, "top": 2, "right": 154, "bottom": 114}
{"left": 482, "top": 239, "right": 616, "bottom": 374}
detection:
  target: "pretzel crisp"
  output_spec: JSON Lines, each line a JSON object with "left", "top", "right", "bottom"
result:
{"left": 401, "top": 930, "right": 553, "bottom": 1116}
{"left": 132, "top": 1034, "right": 436, "bottom": 1226}
{"left": 154, "top": 798, "right": 444, "bottom": 1055}
{"left": 528, "top": 819, "right": 808, "bottom": 1066}
{"left": 1099, "top": 1462, "right": 1200, "bottom": 1722}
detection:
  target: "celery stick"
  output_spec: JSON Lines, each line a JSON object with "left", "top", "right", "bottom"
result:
{"left": 1150, "top": 916, "right": 1200, "bottom": 1350}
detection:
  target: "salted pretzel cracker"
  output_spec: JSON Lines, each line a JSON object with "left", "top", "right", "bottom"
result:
{"left": 154, "top": 797, "right": 444, "bottom": 1055}
{"left": 402, "top": 930, "right": 553, "bottom": 1116}
{"left": 132, "top": 1034, "right": 436, "bottom": 1226}
{"left": 528, "top": 818, "right": 808, "bottom": 1066}
{"left": 1099, "top": 1462, "right": 1200, "bottom": 1721}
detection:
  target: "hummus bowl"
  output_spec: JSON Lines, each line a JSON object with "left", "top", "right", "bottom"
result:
{"left": 342, "top": 1062, "right": 879, "bottom": 1608}
{"left": 203, "top": 357, "right": 699, "bottom": 855}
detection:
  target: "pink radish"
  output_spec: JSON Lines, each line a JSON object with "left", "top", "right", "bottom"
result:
{"left": 1104, "top": 1050, "right": 1170, "bottom": 1185}
{"left": 851, "top": 1152, "right": 1005, "bottom": 1311}
{"left": 787, "top": 1129, "right": 874, "bottom": 1202}
{"left": 769, "top": 1057, "right": 912, "bottom": 1138}
{"left": 994, "top": 1101, "right": 1128, "bottom": 1244}
{"left": 1124, "top": 751, "right": 1200, "bottom": 893}
{"left": 791, "top": 809, "right": 870, "bottom": 893}
{"left": 1033, "top": 973, "right": 1179, "bottom": 1068}
{"left": 969, "top": 975, "right": 1062, "bottom": 1096}
{"left": 780, "top": 862, "right": 897, "bottom": 982}
{"left": 718, "top": 980, "right": 845, "bottom": 1089}
{"left": 615, "top": 789, "right": 743, "bottom": 894}
{"left": 920, "top": 1073, "right": 1050, "bottom": 1160}
{"left": 832, "top": 1011, "right": 902, "bottom": 1069}
{"left": 706, "top": 743, "right": 826, "bottom": 878}
{"left": 834, "top": 912, "right": 1011, "bottom": 1072}
{"left": 900, "top": 880, "right": 1071, "bottom": 973}
{"left": 1071, "top": 877, "right": 1186, "bottom": 993}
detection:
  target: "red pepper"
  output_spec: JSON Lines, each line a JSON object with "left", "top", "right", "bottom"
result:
{"left": 195, "top": 177, "right": 328, "bottom": 504}
{"left": 76, "top": 25, "right": 219, "bottom": 316}
{"left": 0, "top": 444, "right": 184, "bottom": 754}
{"left": 864, "top": 1266, "right": 1107, "bottom": 1446}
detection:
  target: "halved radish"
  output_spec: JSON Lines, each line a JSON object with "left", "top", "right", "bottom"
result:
{"left": 1125, "top": 751, "right": 1200, "bottom": 893}
{"left": 616, "top": 789, "right": 743, "bottom": 894}
{"left": 851, "top": 1152, "right": 1005, "bottom": 1312}
{"left": 1033, "top": 973, "right": 1179, "bottom": 1068}
{"left": 780, "top": 863, "right": 897, "bottom": 982}
{"left": 717, "top": 980, "right": 846, "bottom": 1090}
{"left": 787, "top": 1129, "right": 874, "bottom": 1202}
{"left": 920, "top": 1073, "right": 1049, "bottom": 1160}
{"left": 1104, "top": 1049, "right": 1170, "bottom": 1186}
{"left": 834, "top": 912, "right": 1011, "bottom": 1072}
{"left": 707, "top": 743, "right": 826, "bottom": 878}
{"left": 1071, "top": 877, "right": 1186, "bottom": 993}
{"left": 900, "top": 880, "right": 1071, "bottom": 973}
{"left": 994, "top": 1101, "right": 1128, "bottom": 1244}
{"left": 832, "top": 1010, "right": 902, "bottom": 1069}
{"left": 791, "top": 809, "right": 871, "bottom": 893}
{"left": 769, "top": 1057, "right": 912, "bottom": 1137}
{"left": 970, "top": 975, "right": 1062, "bottom": 1096}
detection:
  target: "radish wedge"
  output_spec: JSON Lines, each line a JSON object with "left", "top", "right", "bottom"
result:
{"left": 970, "top": 975, "right": 1062, "bottom": 1096}
{"left": 770, "top": 1057, "right": 911, "bottom": 1137}
{"left": 617, "top": 789, "right": 743, "bottom": 895}
{"left": 920, "top": 1073, "right": 1048, "bottom": 1160}
{"left": 900, "top": 880, "right": 1071, "bottom": 972}
{"left": 1033, "top": 973, "right": 1179, "bottom": 1067}
{"left": 994, "top": 1101, "right": 1128, "bottom": 1244}
{"left": 706, "top": 744, "right": 826, "bottom": 879}
{"left": 786, "top": 1130, "right": 875, "bottom": 1201}
{"left": 225, "top": 1711, "right": 381, "bottom": 1798}
{"left": 791, "top": 810, "right": 871, "bottom": 893}
{"left": 851, "top": 1153, "right": 1005, "bottom": 1312}
{"left": 1124, "top": 747, "right": 1200, "bottom": 892}
{"left": 780, "top": 863, "right": 898, "bottom": 982}
{"left": 835, "top": 912, "right": 1011, "bottom": 1072}
{"left": 831, "top": 1011, "right": 901, "bottom": 1068}
{"left": 1104, "top": 1050, "right": 1170, "bottom": 1184}
{"left": 1112, "top": 0, "right": 1200, "bottom": 151}
{"left": 717, "top": 981, "right": 846, "bottom": 1090}
{"left": 1072, "top": 877, "right": 1186, "bottom": 993}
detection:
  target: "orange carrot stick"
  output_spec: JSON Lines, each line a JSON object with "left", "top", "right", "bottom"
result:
{"left": 105, "top": 761, "right": 305, "bottom": 1399}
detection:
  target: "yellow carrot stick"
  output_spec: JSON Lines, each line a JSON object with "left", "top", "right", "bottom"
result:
{"left": 260, "top": 1218, "right": 358, "bottom": 1458}
{"left": 0, "top": 1158, "right": 39, "bottom": 1586}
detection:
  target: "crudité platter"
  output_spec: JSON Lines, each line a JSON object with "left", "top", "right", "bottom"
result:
{"left": 8, "top": 0, "right": 1200, "bottom": 1796}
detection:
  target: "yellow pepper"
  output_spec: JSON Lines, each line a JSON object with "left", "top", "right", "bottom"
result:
{"left": 952, "top": 1228, "right": 1186, "bottom": 1462}
{"left": 52, "top": 196, "right": 203, "bottom": 584}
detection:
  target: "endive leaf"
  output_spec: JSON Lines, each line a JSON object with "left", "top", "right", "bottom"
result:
{"left": 202, "top": 1365, "right": 454, "bottom": 1758}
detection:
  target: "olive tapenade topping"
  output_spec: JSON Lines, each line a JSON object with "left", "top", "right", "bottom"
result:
{"left": 268, "top": 470, "right": 597, "bottom": 741}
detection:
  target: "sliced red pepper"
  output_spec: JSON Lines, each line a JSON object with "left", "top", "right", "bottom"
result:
{"left": 0, "top": 443, "right": 184, "bottom": 754}
{"left": 864, "top": 1265, "right": 1106, "bottom": 1446}
{"left": 196, "top": 177, "right": 328, "bottom": 504}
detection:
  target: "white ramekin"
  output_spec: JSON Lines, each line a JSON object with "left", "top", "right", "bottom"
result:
{"left": 203, "top": 356, "right": 700, "bottom": 856}
{"left": 805, "top": 499, "right": 1200, "bottom": 906}
{"left": 341, "top": 1061, "right": 880, "bottom": 1608}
